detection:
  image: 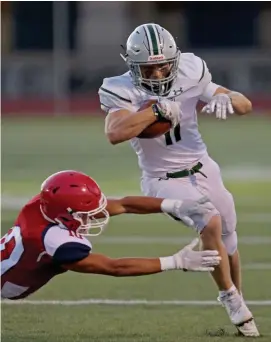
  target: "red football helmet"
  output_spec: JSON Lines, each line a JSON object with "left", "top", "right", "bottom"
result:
{"left": 40, "top": 170, "right": 109, "bottom": 236}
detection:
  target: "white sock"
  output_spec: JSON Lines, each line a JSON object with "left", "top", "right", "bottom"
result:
{"left": 219, "top": 285, "right": 238, "bottom": 299}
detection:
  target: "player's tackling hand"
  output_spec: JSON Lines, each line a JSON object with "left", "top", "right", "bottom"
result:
{"left": 174, "top": 238, "right": 221, "bottom": 272}
{"left": 202, "top": 94, "right": 234, "bottom": 120}
{"left": 161, "top": 196, "right": 213, "bottom": 228}
{"left": 156, "top": 99, "right": 181, "bottom": 127}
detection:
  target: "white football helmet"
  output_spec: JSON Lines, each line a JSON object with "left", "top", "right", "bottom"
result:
{"left": 121, "top": 23, "right": 180, "bottom": 96}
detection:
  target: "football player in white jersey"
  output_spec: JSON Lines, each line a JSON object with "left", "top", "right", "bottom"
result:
{"left": 98, "top": 24, "right": 259, "bottom": 337}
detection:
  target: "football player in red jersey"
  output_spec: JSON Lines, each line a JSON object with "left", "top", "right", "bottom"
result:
{"left": 1, "top": 170, "right": 220, "bottom": 300}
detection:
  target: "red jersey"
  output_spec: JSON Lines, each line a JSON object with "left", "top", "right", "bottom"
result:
{"left": 1, "top": 195, "right": 92, "bottom": 300}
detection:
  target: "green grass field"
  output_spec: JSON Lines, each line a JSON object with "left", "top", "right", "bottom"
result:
{"left": 1, "top": 114, "right": 271, "bottom": 342}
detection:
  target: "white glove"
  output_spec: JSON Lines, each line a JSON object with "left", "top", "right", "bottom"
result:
{"left": 161, "top": 196, "right": 213, "bottom": 227}
{"left": 202, "top": 94, "right": 234, "bottom": 120}
{"left": 174, "top": 238, "right": 221, "bottom": 271}
{"left": 156, "top": 99, "right": 181, "bottom": 127}
{"left": 160, "top": 238, "right": 221, "bottom": 272}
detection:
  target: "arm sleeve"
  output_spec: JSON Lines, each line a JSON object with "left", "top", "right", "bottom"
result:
{"left": 53, "top": 242, "right": 90, "bottom": 264}
{"left": 199, "top": 82, "right": 221, "bottom": 103}
{"left": 43, "top": 225, "right": 92, "bottom": 264}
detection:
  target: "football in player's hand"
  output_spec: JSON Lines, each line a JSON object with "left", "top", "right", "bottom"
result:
{"left": 137, "top": 100, "right": 171, "bottom": 139}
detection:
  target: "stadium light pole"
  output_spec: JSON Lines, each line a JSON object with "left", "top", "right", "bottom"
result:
{"left": 52, "top": 1, "right": 70, "bottom": 115}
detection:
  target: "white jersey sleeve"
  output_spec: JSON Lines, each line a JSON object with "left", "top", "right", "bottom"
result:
{"left": 200, "top": 81, "right": 221, "bottom": 103}
{"left": 98, "top": 73, "right": 135, "bottom": 114}
{"left": 43, "top": 225, "right": 92, "bottom": 264}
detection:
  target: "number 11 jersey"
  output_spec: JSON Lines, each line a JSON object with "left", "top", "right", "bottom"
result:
{"left": 99, "top": 53, "right": 218, "bottom": 178}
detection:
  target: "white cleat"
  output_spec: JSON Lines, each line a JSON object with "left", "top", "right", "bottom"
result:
{"left": 219, "top": 291, "right": 260, "bottom": 337}
{"left": 235, "top": 318, "right": 260, "bottom": 337}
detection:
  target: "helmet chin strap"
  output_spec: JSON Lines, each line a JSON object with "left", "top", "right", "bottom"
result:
{"left": 41, "top": 205, "right": 80, "bottom": 231}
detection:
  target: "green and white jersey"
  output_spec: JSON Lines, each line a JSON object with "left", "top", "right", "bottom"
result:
{"left": 99, "top": 53, "right": 219, "bottom": 178}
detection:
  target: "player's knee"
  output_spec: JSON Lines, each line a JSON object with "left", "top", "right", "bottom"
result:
{"left": 222, "top": 231, "right": 238, "bottom": 256}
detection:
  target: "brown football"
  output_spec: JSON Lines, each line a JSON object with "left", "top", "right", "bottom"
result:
{"left": 137, "top": 100, "right": 171, "bottom": 139}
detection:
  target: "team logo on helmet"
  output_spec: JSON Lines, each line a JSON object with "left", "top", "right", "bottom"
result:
{"left": 148, "top": 54, "right": 166, "bottom": 61}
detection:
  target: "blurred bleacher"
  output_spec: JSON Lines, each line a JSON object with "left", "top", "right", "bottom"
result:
{"left": 1, "top": 1, "right": 271, "bottom": 114}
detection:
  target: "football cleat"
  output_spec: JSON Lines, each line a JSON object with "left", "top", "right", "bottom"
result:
{"left": 219, "top": 291, "right": 260, "bottom": 337}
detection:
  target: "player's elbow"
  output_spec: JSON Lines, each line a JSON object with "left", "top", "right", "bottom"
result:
{"left": 106, "top": 131, "right": 124, "bottom": 145}
{"left": 105, "top": 120, "right": 126, "bottom": 145}
{"left": 243, "top": 99, "right": 252, "bottom": 114}
{"left": 237, "top": 98, "right": 252, "bottom": 115}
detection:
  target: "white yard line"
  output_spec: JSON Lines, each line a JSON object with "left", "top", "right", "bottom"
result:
{"left": 2, "top": 299, "right": 271, "bottom": 306}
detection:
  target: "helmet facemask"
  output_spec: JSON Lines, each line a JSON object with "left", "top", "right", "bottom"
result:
{"left": 67, "top": 193, "right": 109, "bottom": 236}
{"left": 126, "top": 53, "right": 180, "bottom": 96}
{"left": 121, "top": 23, "right": 180, "bottom": 97}
{"left": 40, "top": 170, "right": 110, "bottom": 237}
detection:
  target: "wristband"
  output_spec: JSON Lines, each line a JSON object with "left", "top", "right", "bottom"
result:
{"left": 151, "top": 103, "right": 164, "bottom": 121}
{"left": 159, "top": 256, "right": 177, "bottom": 271}
{"left": 161, "top": 199, "right": 183, "bottom": 214}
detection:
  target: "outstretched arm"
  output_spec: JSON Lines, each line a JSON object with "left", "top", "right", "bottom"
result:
{"left": 62, "top": 252, "right": 162, "bottom": 276}
{"left": 105, "top": 196, "right": 213, "bottom": 228}
{"left": 106, "top": 196, "right": 164, "bottom": 216}
{"left": 61, "top": 238, "right": 221, "bottom": 276}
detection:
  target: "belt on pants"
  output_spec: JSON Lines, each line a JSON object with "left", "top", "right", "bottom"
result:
{"left": 166, "top": 162, "right": 207, "bottom": 179}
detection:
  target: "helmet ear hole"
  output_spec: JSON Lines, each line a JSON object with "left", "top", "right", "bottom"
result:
{"left": 52, "top": 187, "right": 60, "bottom": 194}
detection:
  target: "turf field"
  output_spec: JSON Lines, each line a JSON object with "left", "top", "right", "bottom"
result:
{"left": 1, "top": 114, "right": 271, "bottom": 342}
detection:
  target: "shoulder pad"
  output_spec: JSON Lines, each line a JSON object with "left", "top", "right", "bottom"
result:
{"left": 98, "top": 73, "right": 134, "bottom": 113}
{"left": 179, "top": 53, "right": 212, "bottom": 87}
